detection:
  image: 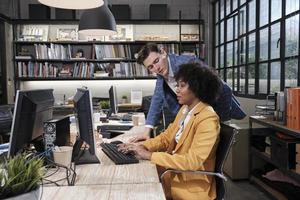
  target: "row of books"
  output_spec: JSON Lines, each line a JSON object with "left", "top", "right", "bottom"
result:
{"left": 17, "top": 62, "right": 153, "bottom": 78}
{"left": 93, "top": 45, "right": 132, "bottom": 60}
{"left": 34, "top": 44, "right": 72, "bottom": 60}
{"left": 286, "top": 87, "right": 300, "bottom": 130}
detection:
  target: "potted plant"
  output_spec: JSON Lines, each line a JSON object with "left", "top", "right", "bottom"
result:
{"left": 121, "top": 95, "right": 128, "bottom": 104}
{"left": 0, "top": 154, "right": 44, "bottom": 200}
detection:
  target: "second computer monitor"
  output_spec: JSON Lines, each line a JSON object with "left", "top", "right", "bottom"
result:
{"left": 8, "top": 89, "right": 54, "bottom": 157}
{"left": 109, "top": 85, "right": 118, "bottom": 115}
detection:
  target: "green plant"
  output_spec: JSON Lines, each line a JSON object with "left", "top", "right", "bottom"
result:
{"left": 0, "top": 154, "right": 44, "bottom": 199}
{"left": 122, "top": 95, "right": 128, "bottom": 99}
{"left": 99, "top": 100, "right": 110, "bottom": 109}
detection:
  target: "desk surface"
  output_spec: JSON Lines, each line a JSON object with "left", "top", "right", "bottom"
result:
{"left": 43, "top": 126, "right": 165, "bottom": 199}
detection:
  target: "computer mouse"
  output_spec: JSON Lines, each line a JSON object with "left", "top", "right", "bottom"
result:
{"left": 110, "top": 140, "right": 123, "bottom": 145}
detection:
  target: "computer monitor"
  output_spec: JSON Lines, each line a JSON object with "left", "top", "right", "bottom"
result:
{"left": 8, "top": 89, "right": 54, "bottom": 157}
{"left": 72, "top": 88, "right": 100, "bottom": 164}
{"left": 109, "top": 85, "right": 118, "bottom": 115}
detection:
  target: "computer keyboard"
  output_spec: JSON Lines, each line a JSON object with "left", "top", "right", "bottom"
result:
{"left": 100, "top": 143, "right": 139, "bottom": 165}
{"left": 98, "top": 124, "right": 133, "bottom": 132}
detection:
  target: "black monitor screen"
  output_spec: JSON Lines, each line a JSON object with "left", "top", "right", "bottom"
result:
{"left": 73, "top": 88, "right": 96, "bottom": 155}
{"left": 8, "top": 89, "right": 54, "bottom": 157}
{"left": 109, "top": 86, "right": 118, "bottom": 115}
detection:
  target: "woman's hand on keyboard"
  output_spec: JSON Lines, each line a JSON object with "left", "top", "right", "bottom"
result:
{"left": 117, "top": 143, "right": 151, "bottom": 160}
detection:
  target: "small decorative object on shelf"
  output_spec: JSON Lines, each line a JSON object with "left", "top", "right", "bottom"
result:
{"left": 56, "top": 27, "right": 78, "bottom": 41}
{"left": 121, "top": 95, "right": 128, "bottom": 104}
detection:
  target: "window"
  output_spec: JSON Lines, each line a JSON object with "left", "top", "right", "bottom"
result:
{"left": 214, "top": 0, "right": 299, "bottom": 98}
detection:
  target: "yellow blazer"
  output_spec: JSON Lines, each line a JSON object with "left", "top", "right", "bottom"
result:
{"left": 143, "top": 102, "right": 220, "bottom": 200}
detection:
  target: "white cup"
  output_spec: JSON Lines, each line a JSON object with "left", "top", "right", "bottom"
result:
{"left": 53, "top": 146, "right": 73, "bottom": 168}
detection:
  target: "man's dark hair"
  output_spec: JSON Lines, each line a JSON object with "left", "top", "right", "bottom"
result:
{"left": 175, "top": 63, "right": 222, "bottom": 106}
{"left": 136, "top": 43, "right": 159, "bottom": 65}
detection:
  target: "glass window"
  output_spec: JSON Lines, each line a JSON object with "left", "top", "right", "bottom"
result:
{"left": 260, "top": 0, "right": 269, "bottom": 27}
{"left": 220, "top": 0, "right": 225, "bottom": 20}
{"left": 248, "top": 0, "right": 256, "bottom": 31}
{"left": 286, "top": 0, "right": 299, "bottom": 15}
{"left": 220, "top": 21, "right": 224, "bottom": 44}
{"left": 215, "top": 47, "right": 219, "bottom": 68}
{"left": 219, "top": 69, "right": 225, "bottom": 80}
{"left": 220, "top": 45, "right": 225, "bottom": 68}
{"left": 259, "top": 63, "right": 268, "bottom": 94}
{"left": 270, "top": 23, "right": 281, "bottom": 59}
{"left": 270, "top": 62, "right": 281, "bottom": 94}
{"left": 233, "top": 67, "right": 238, "bottom": 91}
{"left": 285, "top": 15, "right": 299, "bottom": 57}
{"left": 234, "top": 14, "right": 239, "bottom": 39}
{"left": 271, "top": 0, "right": 281, "bottom": 22}
{"left": 239, "top": 6, "right": 246, "bottom": 35}
{"left": 248, "top": 65, "right": 255, "bottom": 94}
{"left": 226, "top": 68, "right": 233, "bottom": 88}
{"left": 215, "top": 24, "right": 219, "bottom": 46}
{"left": 239, "top": 66, "right": 246, "bottom": 93}
{"left": 239, "top": 37, "right": 246, "bottom": 64}
{"left": 234, "top": 40, "right": 238, "bottom": 65}
{"left": 232, "top": 0, "right": 238, "bottom": 11}
{"left": 248, "top": 33, "right": 256, "bottom": 63}
{"left": 260, "top": 28, "right": 269, "bottom": 61}
{"left": 227, "top": 42, "right": 234, "bottom": 67}
{"left": 227, "top": 17, "right": 233, "bottom": 41}
{"left": 215, "top": 1, "right": 219, "bottom": 22}
{"left": 240, "top": 0, "right": 246, "bottom": 6}
{"left": 226, "top": 0, "right": 231, "bottom": 16}
{"left": 285, "top": 59, "right": 298, "bottom": 87}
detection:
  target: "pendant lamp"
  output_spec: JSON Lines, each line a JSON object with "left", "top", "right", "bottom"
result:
{"left": 79, "top": 5, "right": 117, "bottom": 36}
{"left": 38, "top": 0, "right": 104, "bottom": 10}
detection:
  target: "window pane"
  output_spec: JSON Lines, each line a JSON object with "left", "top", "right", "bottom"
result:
{"left": 232, "top": 0, "right": 238, "bottom": 10}
{"left": 215, "top": 24, "right": 219, "bottom": 45}
{"left": 240, "top": 0, "right": 246, "bottom": 5}
{"left": 260, "top": 28, "right": 269, "bottom": 61}
{"left": 234, "top": 40, "right": 238, "bottom": 65}
{"left": 286, "top": 0, "right": 299, "bottom": 15}
{"left": 215, "top": 2, "right": 219, "bottom": 22}
{"left": 215, "top": 47, "right": 219, "bottom": 68}
{"left": 248, "top": 0, "right": 256, "bottom": 31}
{"left": 260, "top": 0, "right": 269, "bottom": 27}
{"left": 239, "top": 66, "right": 246, "bottom": 93}
{"left": 285, "top": 15, "right": 299, "bottom": 57}
{"left": 219, "top": 69, "right": 225, "bottom": 80}
{"left": 227, "top": 17, "right": 233, "bottom": 41}
{"left": 234, "top": 15, "right": 239, "bottom": 39}
{"left": 226, "top": 68, "right": 233, "bottom": 88}
{"left": 220, "top": 45, "right": 224, "bottom": 68}
{"left": 239, "top": 6, "right": 246, "bottom": 35}
{"left": 271, "top": 0, "right": 282, "bottom": 22}
{"left": 227, "top": 42, "right": 234, "bottom": 67}
{"left": 239, "top": 37, "right": 246, "bottom": 64}
{"left": 220, "top": 0, "right": 225, "bottom": 20}
{"left": 270, "top": 23, "right": 281, "bottom": 59}
{"left": 248, "top": 33, "right": 256, "bottom": 63}
{"left": 226, "top": 0, "right": 231, "bottom": 16}
{"left": 285, "top": 59, "right": 298, "bottom": 87}
{"left": 248, "top": 65, "right": 255, "bottom": 94}
{"left": 220, "top": 21, "right": 224, "bottom": 44}
{"left": 259, "top": 63, "right": 268, "bottom": 94}
{"left": 233, "top": 67, "right": 238, "bottom": 91}
{"left": 270, "top": 62, "right": 281, "bottom": 94}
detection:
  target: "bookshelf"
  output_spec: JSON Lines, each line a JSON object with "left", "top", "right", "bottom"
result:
{"left": 12, "top": 19, "right": 204, "bottom": 100}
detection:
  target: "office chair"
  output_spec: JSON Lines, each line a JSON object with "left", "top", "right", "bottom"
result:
{"left": 160, "top": 123, "right": 236, "bottom": 200}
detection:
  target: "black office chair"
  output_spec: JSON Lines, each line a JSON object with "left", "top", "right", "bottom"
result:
{"left": 160, "top": 123, "right": 236, "bottom": 200}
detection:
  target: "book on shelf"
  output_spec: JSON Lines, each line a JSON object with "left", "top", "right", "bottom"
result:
{"left": 15, "top": 55, "right": 33, "bottom": 59}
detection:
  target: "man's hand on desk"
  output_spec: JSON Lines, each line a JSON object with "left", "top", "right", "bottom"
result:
{"left": 117, "top": 143, "right": 152, "bottom": 160}
{"left": 128, "top": 127, "right": 151, "bottom": 143}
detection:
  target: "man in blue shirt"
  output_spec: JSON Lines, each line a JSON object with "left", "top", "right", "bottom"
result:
{"left": 133, "top": 43, "right": 245, "bottom": 139}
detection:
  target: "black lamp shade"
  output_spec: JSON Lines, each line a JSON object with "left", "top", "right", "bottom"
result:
{"left": 79, "top": 5, "right": 117, "bottom": 36}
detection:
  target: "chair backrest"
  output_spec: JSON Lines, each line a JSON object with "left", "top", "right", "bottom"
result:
{"left": 215, "top": 123, "right": 236, "bottom": 200}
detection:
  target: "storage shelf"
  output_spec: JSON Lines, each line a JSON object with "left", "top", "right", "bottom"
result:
{"left": 14, "top": 58, "right": 137, "bottom": 63}
{"left": 16, "top": 76, "right": 157, "bottom": 81}
{"left": 249, "top": 116, "right": 300, "bottom": 139}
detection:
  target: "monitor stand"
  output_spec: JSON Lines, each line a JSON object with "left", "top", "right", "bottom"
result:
{"left": 72, "top": 139, "right": 100, "bottom": 165}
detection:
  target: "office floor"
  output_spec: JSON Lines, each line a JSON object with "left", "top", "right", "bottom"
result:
{"left": 226, "top": 179, "right": 271, "bottom": 200}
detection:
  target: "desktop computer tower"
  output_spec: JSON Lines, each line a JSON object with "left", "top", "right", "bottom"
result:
{"left": 43, "top": 115, "right": 70, "bottom": 155}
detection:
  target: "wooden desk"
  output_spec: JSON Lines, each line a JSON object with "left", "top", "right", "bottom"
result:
{"left": 43, "top": 126, "right": 165, "bottom": 199}
{"left": 42, "top": 183, "right": 165, "bottom": 200}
